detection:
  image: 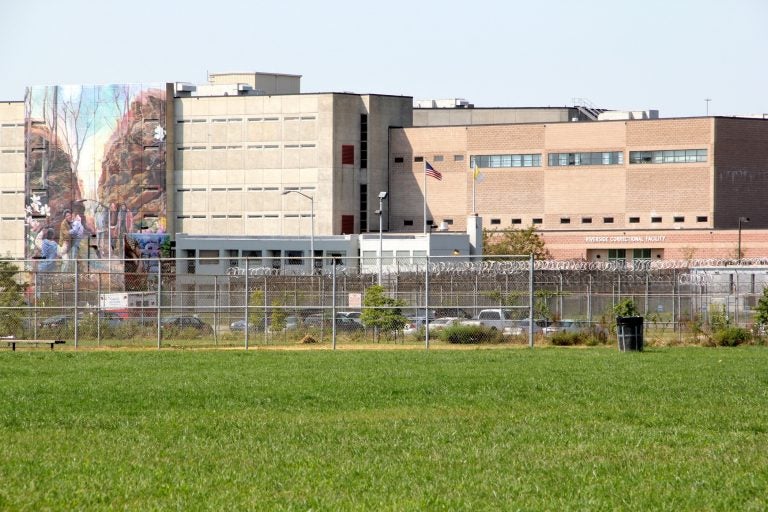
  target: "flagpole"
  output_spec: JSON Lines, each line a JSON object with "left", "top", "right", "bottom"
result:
{"left": 423, "top": 160, "right": 427, "bottom": 234}
{"left": 472, "top": 162, "right": 476, "bottom": 215}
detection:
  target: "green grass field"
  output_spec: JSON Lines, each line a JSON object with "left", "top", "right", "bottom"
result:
{"left": 1, "top": 347, "right": 766, "bottom": 510}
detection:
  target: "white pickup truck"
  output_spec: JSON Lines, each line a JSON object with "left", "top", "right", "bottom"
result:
{"left": 462, "top": 309, "right": 546, "bottom": 336}
{"left": 461, "top": 309, "right": 523, "bottom": 335}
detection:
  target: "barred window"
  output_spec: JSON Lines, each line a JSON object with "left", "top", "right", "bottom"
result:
{"left": 629, "top": 149, "right": 707, "bottom": 164}
{"left": 548, "top": 151, "right": 623, "bottom": 166}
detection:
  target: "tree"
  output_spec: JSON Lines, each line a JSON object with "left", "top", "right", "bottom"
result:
{"left": 754, "top": 286, "right": 768, "bottom": 329}
{"left": 248, "top": 290, "right": 265, "bottom": 331}
{"left": 360, "top": 285, "right": 407, "bottom": 340}
{"left": 270, "top": 298, "right": 286, "bottom": 332}
{"left": 483, "top": 227, "right": 550, "bottom": 259}
{"left": 0, "top": 259, "right": 27, "bottom": 337}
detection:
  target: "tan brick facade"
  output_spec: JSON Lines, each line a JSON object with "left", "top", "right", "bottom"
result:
{"left": 390, "top": 117, "right": 768, "bottom": 260}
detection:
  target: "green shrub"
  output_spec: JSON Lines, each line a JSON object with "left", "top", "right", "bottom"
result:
{"left": 439, "top": 324, "right": 503, "bottom": 344}
{"left": 712, "top": 327, "right": 751, "bottom": 347}
{"left": 550, "top": 332, "right": 583, "bottom": 346}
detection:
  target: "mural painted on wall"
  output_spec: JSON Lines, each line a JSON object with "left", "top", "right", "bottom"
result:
{"left": 24, "top": 83, "right": 168, "bottom": 286}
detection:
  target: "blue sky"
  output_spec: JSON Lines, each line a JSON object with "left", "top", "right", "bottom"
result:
{"left": 1, "top": 0, "right": 765, "bottom": 117}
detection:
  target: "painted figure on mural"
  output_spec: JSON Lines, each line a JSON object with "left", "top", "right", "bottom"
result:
{"left": 117, "top": 203, "right": 127, "bottom": 256}
{"left": 95, "top": 202, "right": 110, "bottom": 258}
{"left": 59, "top": 209, "right": 73, "bottom": 270}
{"left": 109, "top": 202, "right": 120, "bottom": 256}
{"left": 38, "top": 228, "right": 60, "bottom": 273}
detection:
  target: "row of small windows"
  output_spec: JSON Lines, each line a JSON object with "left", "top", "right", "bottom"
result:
{"left": 470, "top": 154, "right": 541, "bottom": 168}
{"left": 629, "top": 149, "right": 707, "bottom": 164}
{"left": 176, "top": 186, "right": 315, "bottom": 193}
{"left": 484, "top": 216, "right": 709, "bottom": 225}
{"left": 405, "top": 149, "right": 707, "bottom": 168}
{"left": 548, "top": 152, "right": 623, "bottom": 166}
{"left": 177, "top": 213, "right": 312, "bottom": 220}
{"left": 178, "top": 144, "right": 315, "bottom": 151}
{"left": 177, "top": 116, "right": 316, "bottom": 124}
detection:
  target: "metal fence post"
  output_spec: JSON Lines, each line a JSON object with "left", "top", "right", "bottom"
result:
{"left": 425, "top": 254, "right": 430, "bottom": 350}
{"left": 156, "top": 258, "right": 162, "bottom": 350}
{"left": 244, "top": 258, "right": 249, "bottom": 350}
{"left": 529, "top": 254, "right": 534, "bottom": 348}
{"left": 332, "top": 260, "right": 337, "bottom": 350}
{"left": 74, "top": 261, "right": 79, "bottom": 349}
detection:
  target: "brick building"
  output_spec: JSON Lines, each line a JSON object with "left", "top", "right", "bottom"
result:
{"left": 389, "top": 116, "right": 768, "bottom": 261}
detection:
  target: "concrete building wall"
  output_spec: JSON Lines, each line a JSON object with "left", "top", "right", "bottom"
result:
{"left": 207, "top": 72, "right": 301, "bottom": 95}
{"left": 173, "top": 92, "right": 412, "bottom": 239}
{"left": 413, "top": 107, "right": 579, "bottom": 127}
{"left": 0, "top": 102, "right": 26, "bottom": 257}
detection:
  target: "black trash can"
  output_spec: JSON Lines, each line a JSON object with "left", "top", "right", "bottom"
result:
{"left": 616, "top": 316, "right": 644, "bottom": 352}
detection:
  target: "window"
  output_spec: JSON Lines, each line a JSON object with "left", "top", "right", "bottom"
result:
{"left": 532, "top": 218, "right": 542, "bottom": 225}
{"left": 413, "top": 250, "right": 427, "bottom": 265}
{"left": 434, "top": 155, "right": 444, "bottom": 162}
{"left": 673, "top": 216, "right": 685, "bottom": 222}
{"left": 199, "top": 250, "right": 219, "bottom": 265}
{"left": 243, "top": 250, "right": 262, "bottom": 266}
{"left": 697, "top": 216, "right": 708, "bottom": 223}
{"left": 603, "top": 217, "right": 614, "bottom": 224}
{"left": 470, "top": 153, "right": 542, "bottom": 168}
{"left": 490, "top": 219, "right": 501, "bottom": 225}
{"left": 633, "top": 249, "right": 651, "bottom": 260}
{"left": 629, "top": 217, "right": 640, "bottom": 223}
{"left": 511, "top": 218, "right": 522, "bottom": 225}
{"left": 414, "top": 156, "right": 424, "bottom": 163}
{"left": 286, "top": 251, "right": 303, "bottom": 265}
{"left": 394, "top": 157, "right": 404, "bottom": 163}
{"left": 651, "top": 216, "right": 662, "bottom": 223}
{"left": 548, "top": 152, "right": 623, "bottom": 166}
{"left": 341, "top": 145, "right": 354, "bottom": 165}
{"left": 404, "top": 219, "right": 413, "bottom": 226}
{"left": 360, "top": 114, "right": 368, "bottom": 169}
{"left": 227, "top": 249, "right": 239, "bottom": 267}
{"left": 359, "top": 184, "right": 368, "bottom": 232}
{"left": 560, "top": 217, "right": 571, "bottom": 224}
{"left": 629, "top": 149, "right": 707, "bottom": 164}
{"left": 443, "top": 219, "right": 454, "bottom": 225}
{"left": 582, "top": 217, "right": 592, "bottom": 224}
{"left": 608, "top": 249, "right": 626, "bottom": 262}
{"left": 362, "top": 250, "right": 376, "bottom": 266}
{"left": 454, "top": 155, "right": 464, "bottom": 162}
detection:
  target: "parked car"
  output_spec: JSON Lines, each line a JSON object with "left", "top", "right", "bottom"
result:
{"left": 229, "top": 318, "right": 267, "bottom": 332}
{"left": 98, "top": 311, "right": 124, "bottom": 328}
{"left": 427, "top": 317, "right": 462, "bottom": 331}
{"left": 304, "top": 314, "right": 365, "bottom": 332}
{"left": 434, "top": 308, "right": 471, "bottom": 319}
{"left": 542, "top": 319, "right": 587, "bottom": 336}
{"left": 39, "top": 314, "right": 74, "bottom": 329}
{"left": 160, "top": 316, "right": 213, "bottom": 334}
{"left": 337, "top": 311, "right": 363, "bottom": 324}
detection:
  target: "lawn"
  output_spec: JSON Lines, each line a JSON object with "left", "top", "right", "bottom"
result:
{"left": 0, "top": 347, "right": 766, "bottom": 510}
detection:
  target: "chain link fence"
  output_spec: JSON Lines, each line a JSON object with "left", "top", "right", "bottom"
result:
{"left": 1, "top": 256, "right": 765, "bottom": 349}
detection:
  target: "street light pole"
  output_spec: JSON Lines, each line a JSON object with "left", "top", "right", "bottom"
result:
{"left": 738, "top": 216, "right": 750, "bottom": 262}
{"left": 282, "top": 190, "right": 314, "bottom": 271}
{"left": 376, "top": 191, "right": 388, "bottom": 285}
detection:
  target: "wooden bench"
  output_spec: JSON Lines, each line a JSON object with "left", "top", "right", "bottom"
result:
{"left": 2, "top": 338, "right": 66, "bottom": 351}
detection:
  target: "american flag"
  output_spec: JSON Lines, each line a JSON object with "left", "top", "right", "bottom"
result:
{"left": 425, "top": 161, "right": 442, "bottom": 180}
